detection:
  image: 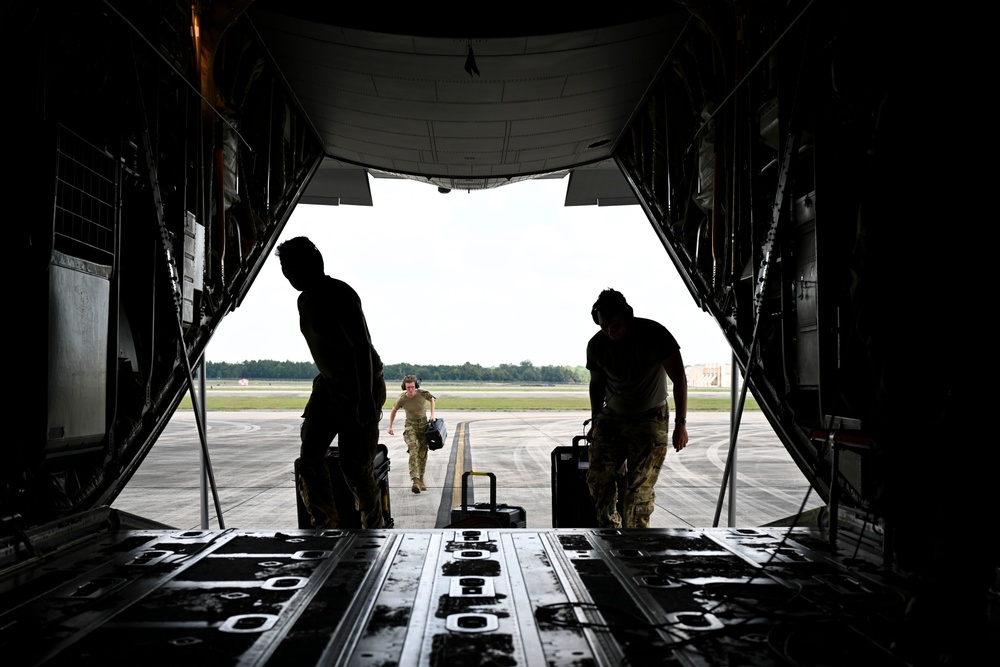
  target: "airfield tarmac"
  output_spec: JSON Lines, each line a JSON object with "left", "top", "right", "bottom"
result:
{"left": 112, "top": 409, "right": 825, "bottom": 531}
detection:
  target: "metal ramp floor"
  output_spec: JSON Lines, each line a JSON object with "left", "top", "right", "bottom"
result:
{"left": 4, "top": 508, "right": 974, "bottom": 666}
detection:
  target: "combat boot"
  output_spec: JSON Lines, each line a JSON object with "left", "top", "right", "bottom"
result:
{"left": 417, "top": 478, "right": 427, "bottom": 491}
{"left": 411, "top": 479, "right": 421, "bottom": 494}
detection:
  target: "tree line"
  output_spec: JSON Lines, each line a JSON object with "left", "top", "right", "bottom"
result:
{"left": 205, "top": 359, "right": 588, "bottom": 384}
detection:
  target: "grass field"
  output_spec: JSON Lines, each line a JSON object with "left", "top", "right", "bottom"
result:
{"left": 177, "top": 383, "right": 757, "bottom": 412}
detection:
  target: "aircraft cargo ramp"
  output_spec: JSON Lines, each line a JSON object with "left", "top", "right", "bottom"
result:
{"left": 2, "top": 510, "right": 982, "bottom": 667}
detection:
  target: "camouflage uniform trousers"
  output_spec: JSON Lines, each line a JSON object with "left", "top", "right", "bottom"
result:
{"left": 297, "top": 374, "right": 387, "bottom": 529}
{"left": 586, "top": 404, "right": 670, "bottom": 528}
{"left": 403, "top": 418, "right": 429, "bottom": 481}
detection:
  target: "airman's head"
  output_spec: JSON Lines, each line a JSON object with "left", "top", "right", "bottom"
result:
{"left": 276, "top": 237, "right": 324, "bottom": 291}
{"left": 592, "top": 289, "right": 634, "bottom": 342}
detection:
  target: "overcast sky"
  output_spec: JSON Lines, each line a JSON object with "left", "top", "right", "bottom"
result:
{"left": 206, "top": 176, "right": 733, "bottom": 369}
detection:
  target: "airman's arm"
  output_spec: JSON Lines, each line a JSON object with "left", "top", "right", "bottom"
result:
{"left": 663, "top": 350, "right": 688, "bottom": 451}
{"left": 587, "top": 367, "right": 607, "bottom": 440}
{"left": 387, "top": 406, "right": 399, "bottom": 435}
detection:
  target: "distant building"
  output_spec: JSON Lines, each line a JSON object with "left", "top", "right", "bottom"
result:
{"left": 686, "top": 363, "right": 732, "bottom": 388}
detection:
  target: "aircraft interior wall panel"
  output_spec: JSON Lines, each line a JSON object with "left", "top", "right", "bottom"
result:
{"left": 794, "top": 221, "right": 819, "bottom": 388}
{"left": 181, "top": 212, "right": 204, "bottom": 326}
{"left": 434, "top": 80, "right": 507, "bottom": 105}
{"left": 432, "top": 120, "right": 509, "bottom": 139}
{"left": 434, "top": 135, "right": 505, "bottom": 154}
{"left": 326, "top": 135, "right": 427, "bottom": 163}
{"left": 470, "top": 164, "right": 501, "bottom": 177}
{"left": 366, "top": 75, "right": 440, "bottom": 102}
{"left": 45, "top": 252, "right": 111, "bottom": 452}
{"left": 505, "top": 126, "right": 610, "bottom": 152}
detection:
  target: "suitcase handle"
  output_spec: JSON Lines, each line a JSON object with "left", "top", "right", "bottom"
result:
{"left": 461, "top": 470, "right": 496, "bottom": 512}
{"left": 572, "top": 435, "right": 589, "bottom": 450}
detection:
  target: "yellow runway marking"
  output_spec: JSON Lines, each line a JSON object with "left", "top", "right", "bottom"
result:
{"left": 452, "top": 421, "right": 467, "bottom": 499}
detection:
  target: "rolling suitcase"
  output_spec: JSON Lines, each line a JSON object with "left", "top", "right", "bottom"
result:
{"left": 449, "top": 471, "right": 526, "bottom": 528}
{"left": 550, "top": 435, "right": 625, "bottom": 527}
{"left": 295, "top": 443, "right": 393, "bottom": 528}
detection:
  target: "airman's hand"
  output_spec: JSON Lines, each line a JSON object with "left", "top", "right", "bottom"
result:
{"left": 672, "top": 424, "right": 688, "bottom": 452}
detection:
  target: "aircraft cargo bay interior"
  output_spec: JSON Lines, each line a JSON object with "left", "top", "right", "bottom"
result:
{"left": 2, "top": 2, "right": 995, "bottom": 665}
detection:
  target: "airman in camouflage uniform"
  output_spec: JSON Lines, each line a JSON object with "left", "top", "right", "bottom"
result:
{"left": 588, "top": 405, "right": 670, "bottom": 528}
{"left": 388, "top": 375, "right": 436, "bottom": 493}
{"left": 299, "top": 375, "right": 386, "bottom": 529}
{"left": 585, "top": 289, "right": 689, "bottom": 529}
{"left": 277, "top": 237, "right": 386, "bottom": 530}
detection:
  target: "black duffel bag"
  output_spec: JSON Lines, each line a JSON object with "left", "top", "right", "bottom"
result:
{"left": 424, "top": 418, "right": 447, "bottom": 450}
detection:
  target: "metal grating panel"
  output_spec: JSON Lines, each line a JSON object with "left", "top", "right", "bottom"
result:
{"left": 53, "top": 125, "right": 117, "bottom": 264}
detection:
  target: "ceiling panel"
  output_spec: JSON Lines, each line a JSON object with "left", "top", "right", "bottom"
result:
{"left": 246, "top": 9, "right": 688, "bottom": 186}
